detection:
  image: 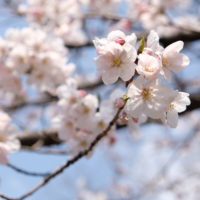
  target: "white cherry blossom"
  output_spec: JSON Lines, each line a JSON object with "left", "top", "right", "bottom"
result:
{"left": 93, "top": 30, "right": 137, "bottom": 55}
{"left": 0, "top": 110, "right": 20, "bottom": 164}
{"left": 161, "top": 41, "right": 190, "bottom": 80}
{"left": 95, "top": 43, "right": 136, "bottom": 84}
{"left": 126, "top": 76, "right": 177, "bottom": 119}
{"left": 136, "top": 53, "right": 161, "bottom": 78}
{"left": 162, "top": 92, "right": 191, "bottom": 128}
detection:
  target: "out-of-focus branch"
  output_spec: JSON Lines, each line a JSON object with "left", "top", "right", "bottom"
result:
{"left": 4, "top": 77, "right": 102, "bottom": 112}
{"left": 66, "top": 30, "right": 200, "bottom": 49}
{"left": 18, "top": 128, "right": 60, "bottom": 147}
{"left": 0, "top": 103, "right": 125, "bottom": 200}
{"left": 17, "top": 91, "right": 200, "bottom": 148}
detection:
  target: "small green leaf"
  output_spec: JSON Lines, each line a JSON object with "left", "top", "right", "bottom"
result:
{"left": 122, "top": 94, "right": 129, "bottom": 102}
{"left": 138, "top": 36, "right": 145, "bottom": 54}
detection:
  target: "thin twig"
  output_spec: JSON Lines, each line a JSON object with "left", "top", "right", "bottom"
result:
{"left": 6, "top": 163, "right": 49, "bottom": 177}
{"left": 0, "top": 104, "right": 125, "bottom": 200}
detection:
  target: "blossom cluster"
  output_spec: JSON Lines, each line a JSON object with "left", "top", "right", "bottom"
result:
{"left": 94, "top": 30, "right": 190, "bottom": 128}
{"left": 127, "top": 0, "right": 189, "bottom": 31}
{"left": 17, "top": 0, "right": 191, "bottom": 39}
{"left": 53, "top": 79, "right": 123, "bottom": 154}
{"left": 0, "top": 110, "right": 20, "bottom": 164}
{"left": 0, "top": 27, "right": 74, "bottom": 96}
{"left": 0, "top": 28, "right": 191, "bottom": 162}
{"left": 18, "top": 0, "right": 87, "bottom": 45}
{"left": 0, "top": 27, "right": 75, "bottom": 164}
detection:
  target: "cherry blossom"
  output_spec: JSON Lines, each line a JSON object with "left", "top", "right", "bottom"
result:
{"left": 126, "top": 76, "right": 177, "bottom": 119}
{"left": 94, "top": 30, "right": 137, "bottom": 55}
{"left": 18, "top": 0, "right": 87, "bottom": 45}
{"left": 94, "top": 42, "right": 136, "bottom": 84}
{"left": 161, "top": 41, "right": 190, "bottom": 80}
{"left": 162, "top": 92, "right": 190, "bottom": 128}
{"left": 0, "top": 110, "right": 20, "bottom": 164}
{"left": 136, "top": 53, "right": 161, "bottom": 78}
{"left": 0, "top": 27, "right": 74, "bottom": 94}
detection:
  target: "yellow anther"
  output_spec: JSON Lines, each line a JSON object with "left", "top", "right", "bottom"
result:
{"left": 112, "top": 57, "right": 122, "bottom": 67}
{"left": 141, "top": 88, "right": 153, "bottom": 100}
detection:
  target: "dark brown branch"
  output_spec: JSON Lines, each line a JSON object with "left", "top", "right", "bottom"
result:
{"left": 19, "top": 129, "right": 60, "bottom": 147}
{"left": 17, "top": 91, "right": 200, "bottom": 148}
{"left": 4, "top": 77, "right": 102, "bottom": 112}
{"left": 6, "top": 163, "right": 49, "bottom": 177}
{"left": 0, "top": 103, "right": 125, "bottom": 200}
{"left": 65, "top": 30, "right": 200, "bottom": 49}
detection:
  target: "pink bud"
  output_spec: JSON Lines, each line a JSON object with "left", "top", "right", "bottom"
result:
{"left": 108, "top": 134, "right": 117, "bottom": 145}
{"left": 114, "top": 98, "right": 125, "bottom": 108}
{"left": 143, "top": 48, "right": 154, "bottom": 56}
{"left": 121, "top": 19, "right": 132, "bottom": 30}
{"left": 132, "top": 117, "right": 139, "bottom": 123}
{"left": 118, "top": 111, "right": 129, "bottom": 125}
{"left": 32, "top": 9, "right": 44, "bottom": 18}
{"left": 79, "top": 90, "right": 87, "bottom": 97}
{"left": 114, "top": 37, "right": 125, "bottom": 45}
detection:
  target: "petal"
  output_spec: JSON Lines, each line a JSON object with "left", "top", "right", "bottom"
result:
{"left": 147, "top": 30, "right": 160, "bottom": 51}
{"left": 173, "top": 92, "right": 190, "bottom": 112}
{"left": 102, "top": 68, "right": 120, "bottom": 84}
{"left": 107, "top": 30, "right": 125, "bottom": 41}
{"left": 95, "top": 53, "right": 113, "bottom": 70}
{"left": 165, "top": 53, "right": 190, "bottom": 72}
{"left": 120, "top": 63, "right": 136, "bottom": 81}
{"left": 161, "top": 67, "right": 172, "bottom": 81}
{"left": 167, "top": 109, "right": 178, "bottom": 128}
{"left": 126, "top": 98, "right": 144, "bottom": 118}
{"left": 164, "top": 41, "right": 184, "bottom": 54}
{"left": 0, "top": 145, "right": 8, "bottom": 164}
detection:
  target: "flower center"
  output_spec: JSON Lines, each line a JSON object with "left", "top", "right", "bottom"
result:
{"left": 97, "top": 120, "right": 106, "bottom": 128}
{"left": 162, "top": 56, "right": 168, "bottom": 66}
{"left": 69, "top": 96, "right": 77, "bottom": 104}
{"left": 169, "top": 103, "right": 174, "bottom": 109}
{"left": 80, "top": 140, "right": 88, "bottom": 148}
{"left": 81, "top": 105, "right": 90, "bottom": 114}
{"left": 112, "top": 57, "right": 122, "bottom": 67}
{"left": 141, "top": 88, "right": 153, "bottom": 100}
{"left": 65, "top": 121, "right": 73, "bottom": 128}
{"left": 145, "top": 66, "right": 154, "bottom": 72}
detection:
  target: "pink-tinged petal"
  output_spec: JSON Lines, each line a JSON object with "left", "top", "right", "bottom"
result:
{"left": 147, "top": 30, "right": 160, "bottom": 51}
{"left": 0, "top": 145, "right": 8, "bottom": 164}
{"left": 126, "top": 98, "right": 144, "bottom": 118}
{"left": 173, "top": 92, "right": 190, "bottom": 112}
{"left": 126, "top": 33, "right": 137, "bottom": 46}
{"left": 145, "top": 100, "right": 165, "bottom": 119}
{"left": 102, "top": 67, "right": 120, "bottom": 84}
{"left": 120, "top": 63, "right": 136, "bottom": 81}
{"left": 161, "top": 67, "right": 172, "bottom": 81}
{"left": 95, "top": 53, "right": 113, "bottom": 70}
{"left": 107, "top": 30, "right": 125, "bottom": 41}
{"left": 165, "top": 53, "right": 190, "bottom": 72}
{"left": 164, "top": 41, "right": 184, "bottom": 54}
{"left": 137, "top": 54, "right": 161, "bottom": 78}
{"left": 167, "top": 109, "right": 178, "bottom": 128}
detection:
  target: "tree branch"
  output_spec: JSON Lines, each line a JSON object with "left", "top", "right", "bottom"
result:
{"left": 17, "top": 91, "right": 200, "bottom": 148}
{"left": 0, "top": 103, "right": 125, "bottom": 200}
{"left": 6, "top": 163, "right": 49, "bottom": 177}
